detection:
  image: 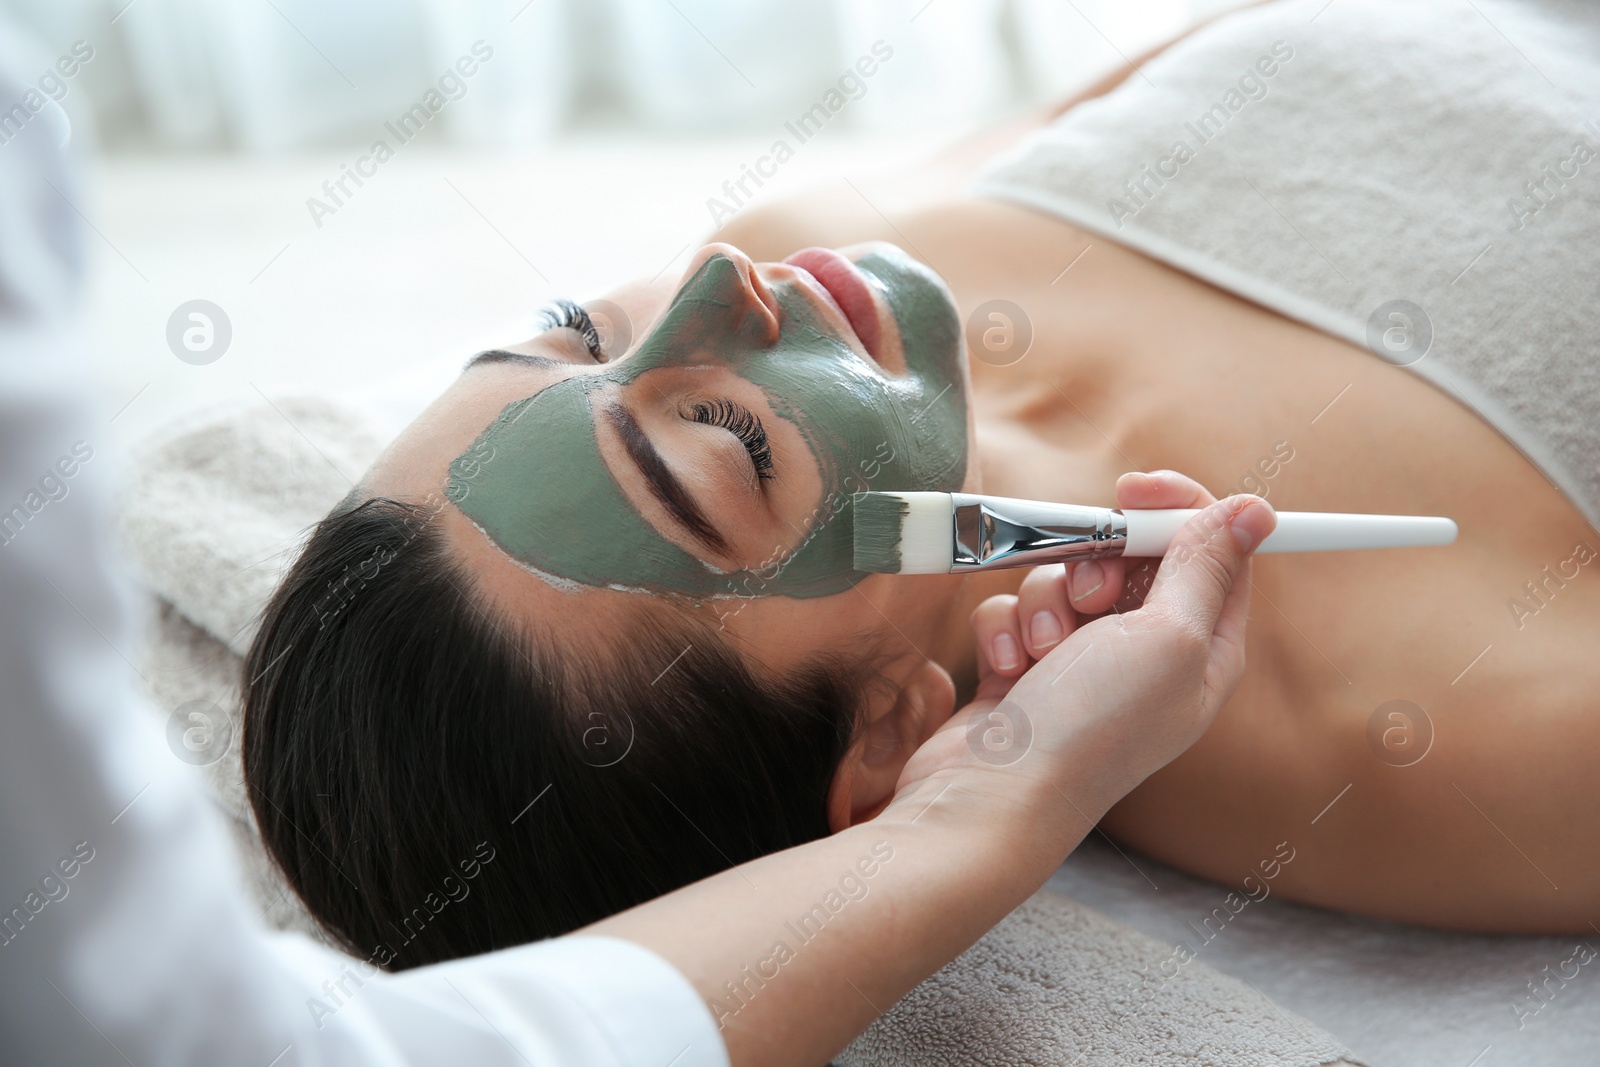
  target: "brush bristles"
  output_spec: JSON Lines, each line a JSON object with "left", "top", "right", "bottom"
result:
{"left": 852, "top": 492, "right": 955, "bottom": 574}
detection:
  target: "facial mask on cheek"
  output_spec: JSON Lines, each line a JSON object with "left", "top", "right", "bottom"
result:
{"left": 448, "top": 250, "right": 968, "bottom": 598}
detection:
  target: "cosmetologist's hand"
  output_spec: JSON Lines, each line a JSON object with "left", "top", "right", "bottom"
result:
{"left": 969, "top": 469, "right": 1241, "bottom": 678}
{"left": 884, "top": 470, "right": 1276, "bottom": 836}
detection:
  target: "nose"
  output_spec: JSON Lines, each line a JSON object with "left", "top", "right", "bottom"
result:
{"left": 679, "top": 243, "right": 780, "bottom": 344}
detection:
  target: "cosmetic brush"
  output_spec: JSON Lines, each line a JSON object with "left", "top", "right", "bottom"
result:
{"left": 852, "top": 491, "right": 1457, "bottom": 575}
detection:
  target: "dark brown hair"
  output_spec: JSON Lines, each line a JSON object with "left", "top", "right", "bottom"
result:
{"left": 243, "top": 497, "right": 867, "bottom": 970}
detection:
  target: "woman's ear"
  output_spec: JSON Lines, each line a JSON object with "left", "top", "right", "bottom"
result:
{"left": 825, "top": 657, "right": 956, "bottom": 833}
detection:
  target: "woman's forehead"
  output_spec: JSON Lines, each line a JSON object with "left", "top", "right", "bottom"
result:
{"left": 364, "top": 354, "right": 578, "bottom": 501}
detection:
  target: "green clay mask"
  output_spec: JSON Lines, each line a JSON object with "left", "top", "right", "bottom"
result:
{"left": 447, "top": 247, "right": 967, "bottom": 598}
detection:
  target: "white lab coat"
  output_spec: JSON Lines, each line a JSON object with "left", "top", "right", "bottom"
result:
{"left": 0, "top": 35, "right": 727, "bottom": 1067}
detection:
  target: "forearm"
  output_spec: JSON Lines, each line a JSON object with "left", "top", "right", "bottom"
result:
{"left": 587, "top": 771, "right": 1101, "bottom": 1067}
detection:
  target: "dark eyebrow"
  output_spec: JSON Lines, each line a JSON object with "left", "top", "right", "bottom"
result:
{"left": 604, "top": 400, "right": 731, "bottom": 557}
{"left": 463, "top": 349, "right": 563, "bottom": 372}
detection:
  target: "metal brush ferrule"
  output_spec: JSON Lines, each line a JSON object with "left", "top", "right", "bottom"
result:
{"left": 949, "top": 494, "right": 1128, "bottom": 571}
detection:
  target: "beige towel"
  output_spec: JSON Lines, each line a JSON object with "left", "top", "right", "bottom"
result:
{"left": 120, "top": 398, "right": 1360, "bottom": 1066}
{"left": 977, "top": 0, "right": 1600, "bottom": 535}
{"left": 844, "top": 888, "right": 1358, "bottom": 1067}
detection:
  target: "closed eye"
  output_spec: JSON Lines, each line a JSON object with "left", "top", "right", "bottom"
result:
{"left": 686, "top": 398, "right": 775, "bottom": 482}
{"left": 605, "top": 400, "right": 730, "bottom": 556}
{"left": 537, "top": 299, "right": 607, "bottom": 362}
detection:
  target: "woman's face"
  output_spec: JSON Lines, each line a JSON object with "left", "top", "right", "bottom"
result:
{"left": 366, "top": 241, "right": 979, "bottom": 674}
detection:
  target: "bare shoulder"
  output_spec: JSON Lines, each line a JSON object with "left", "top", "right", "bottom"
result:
{"left": 706, "top": 150, "right": 1105, "bottom": 256}
{"left": 707, "top": 182, "right": 905, "bottom": 263}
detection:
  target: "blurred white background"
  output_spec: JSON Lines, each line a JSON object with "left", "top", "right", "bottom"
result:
{"left": 0, "top": 0, "right": 1238, "bottom": 447}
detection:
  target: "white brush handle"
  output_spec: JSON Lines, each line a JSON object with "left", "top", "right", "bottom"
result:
{"left": 1121, "top": 509, "right": 1457, "bottom": 556}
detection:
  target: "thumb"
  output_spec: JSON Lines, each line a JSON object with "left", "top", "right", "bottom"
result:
{"left": 1142, "top": 494, "right": 1276, "bottom": 639}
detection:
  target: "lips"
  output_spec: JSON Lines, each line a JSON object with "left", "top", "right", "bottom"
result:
{"left": 783, "top": 247, "right": 883, "bottom": 360}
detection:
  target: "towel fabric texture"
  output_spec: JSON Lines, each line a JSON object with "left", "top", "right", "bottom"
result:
{"left": 121, "top": 397, "right": 1356, "bottom": 1066}
{"left": 840, "top": 888, "right": 1354, "bottom": 1067}
{"left": 1051, "top": 835, "right": 1600, "bottom": 1067}
{"left": 976, "top": 0, "right": 1600, "bottom": 533}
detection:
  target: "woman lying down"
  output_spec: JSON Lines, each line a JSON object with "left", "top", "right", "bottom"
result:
{"left": 243, "top": 0, "right": 1600, "bottom": 970}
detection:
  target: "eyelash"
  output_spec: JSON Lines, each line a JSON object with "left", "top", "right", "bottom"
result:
{"left": 538, "top": 299, "right": 606, "bottom": 362}
{"left": 688, "top": 398, "right": 775, "bottom": 481}
{"left": 537, "top": 298, "right": 771, "bottom": 483}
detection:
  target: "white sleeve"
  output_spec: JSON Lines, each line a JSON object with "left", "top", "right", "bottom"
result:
{"left": 0, "top": 31, "right": 728, "bottom": 1067}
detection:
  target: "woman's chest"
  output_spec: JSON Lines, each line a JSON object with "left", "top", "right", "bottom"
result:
{"left": 965, "top": 259, "right": 1600, "bottom": 724}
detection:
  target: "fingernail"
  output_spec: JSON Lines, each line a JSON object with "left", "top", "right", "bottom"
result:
{"left": 1231, "top": 501, "right": 1270, "bottom": 551}
{"left": 992, "top": 631, "right": 1021, "bottom": 672}
{"left": 1071, "top": 560, "right": 1104, "bottom": 601}
{"left": 1029, "top": 610, "right": 1063, "bottom": 651}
